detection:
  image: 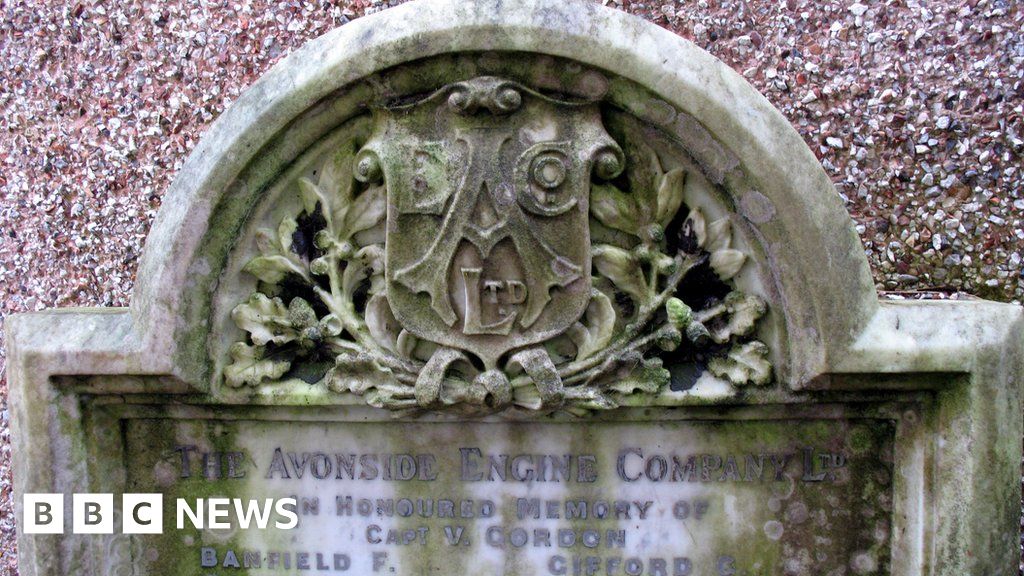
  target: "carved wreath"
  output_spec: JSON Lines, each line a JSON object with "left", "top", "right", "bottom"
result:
{"left": 225, "top": 127, "right": 770, "bottom": 416}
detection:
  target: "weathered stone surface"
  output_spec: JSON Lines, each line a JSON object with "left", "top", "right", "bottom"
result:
{"left": 127, "top": 416, "right": 894, "bottom": 574}
{"left": 7, "top": 0, "right": 1023, "bottom": 574}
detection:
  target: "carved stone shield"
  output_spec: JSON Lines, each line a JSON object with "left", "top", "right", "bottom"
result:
{"left": 358, "top": 77, "right": 623, "bottom": 367}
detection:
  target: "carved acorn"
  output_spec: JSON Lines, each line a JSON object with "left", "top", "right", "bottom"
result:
{"left": 685, "top": 321, "right": 712, "bottom": 347}
{"left": 656, "top": 326, "right": 683, "bottom": 352}
{"left": 665, "top": 297, "right": 693, "bottom": 329}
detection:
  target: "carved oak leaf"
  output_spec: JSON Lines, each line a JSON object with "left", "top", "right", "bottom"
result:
{"left": 708, "top": 341, "right": 772, "bottom": 386}
{"left": 685, "top": 207, "right": 708, "bottom": 247}
{"left": 232, "top": 293, "right": 342, "bottom": 355}
{"left": 277, "top": 217, "right": 298, "bottom": 252}
{"left": 232, "top": 293, "right": 294, "bottom": 346}
{"left": 714, "top": 292, "right": 767, "bottom": 343}
{"left": 298, "top": 177, "right": 327, "bottom": 218}
{"left": 685, "top": 208, "right": 747, "bottom": 280}
{"left": 326, "top": 354, "right": 417, "bottom": 408}
{"left": 710, "top": 249, "right": 746, "bottom": 280}
{"left": 342, "top": 185, "right": 386, "bottom": 238}
{"left": 299, "top": 147, "right": 356, "bottom": 230}
{"left": 705, "top": 217, "right": 731, "bottom": 252}
{"left": 592, "top": 245, "right": 647, "bottom": 302}
{"left": 590, "top": 183, "right": 642, "bottom": 236}
{"left": 326, "top": 352, "right": 398, "bottom": 395}
{"left": 244, "top": 254, "right": 311, "bottom": 285}
{"left": 567, "top": 290, "right": 616, "bottom": 361}
{"left": 592, "top": 154, "right": 686, "bottom": 240}
{"left": 606, "top": 357, "right": 669, "bottom": 394}
{"left": 245, "top": 218, "right": 312, "bottom": 285}
{"left": 621, "top": 135, "right": 662, "bottom": 223}
{"left": 224, "top": 342, "right": 291, "bottom": 388}
{"left": 655, "top": 168, "right": 686, "bottom": 227}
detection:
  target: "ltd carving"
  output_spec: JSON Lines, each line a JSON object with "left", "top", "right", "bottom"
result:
{"left": 227, "top": 77, "right": 771, "bottom": 415}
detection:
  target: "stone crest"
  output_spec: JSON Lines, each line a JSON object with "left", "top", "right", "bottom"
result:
{"left": 225, "top": 75, "right": 772, "bottom": 415}
{"left": 363, "top": 77, "right": 618, "bottom": 366}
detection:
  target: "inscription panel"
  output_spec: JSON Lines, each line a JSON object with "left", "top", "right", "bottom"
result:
{"left": 125, "top": 419, "right": 894, "bottom": 575}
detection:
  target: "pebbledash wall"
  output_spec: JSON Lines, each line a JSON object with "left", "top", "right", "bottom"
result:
{"left": 6, "top": 1, "right": 1024, "bottom": 575}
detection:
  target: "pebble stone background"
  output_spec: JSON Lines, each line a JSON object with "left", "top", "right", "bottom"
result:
{"left": 0, "top": 0, "right": 1021, "bottom": 573}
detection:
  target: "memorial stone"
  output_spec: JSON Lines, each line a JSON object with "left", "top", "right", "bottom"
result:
{"left": 8, "top": 0, "right": 1024, "bottom": 574}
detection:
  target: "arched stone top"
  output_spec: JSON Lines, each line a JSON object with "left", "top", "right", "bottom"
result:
{"left": 130, "top": 0, "right": 876, "bottom": 392}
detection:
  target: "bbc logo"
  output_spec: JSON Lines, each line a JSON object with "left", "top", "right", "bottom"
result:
{"left": 24, "top": 494, "right": 163, "bottom": 534}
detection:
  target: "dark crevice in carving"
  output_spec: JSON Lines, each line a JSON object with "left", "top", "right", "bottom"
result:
{"left": 667, "top": 205, "right": 695, "bottom": 255}
{"left": 675, "top": 260, "right": 731, "bottom": 313}
{"left": 292, "top": 202, "right": 327, "bottom": 263}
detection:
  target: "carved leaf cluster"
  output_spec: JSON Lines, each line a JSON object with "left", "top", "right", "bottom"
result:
{"left": 574, "top": 132, "right": 771, "bottom": 397}
{"left": 245, "top": 219, "right": 311, "bottom": 285}
{"left": 685, "top": 208, "right": 747, "bottom": 281}
{"left": 708, "top": 341, "right": 772, "bottom": 386}
{"left": 225, "top": 148, "right": 405, "bottom": 400}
